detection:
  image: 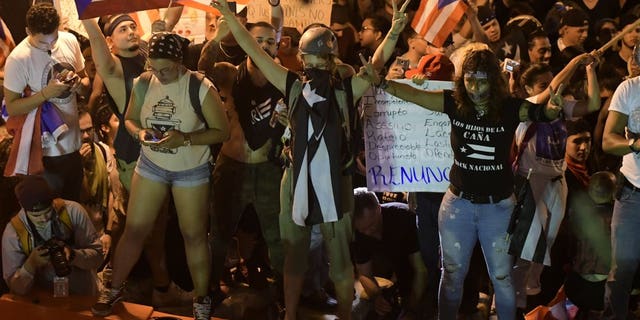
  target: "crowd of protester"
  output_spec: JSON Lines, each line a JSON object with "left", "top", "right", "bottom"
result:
{"left": 2, "top": 0, "right": 640, "bottom": 319}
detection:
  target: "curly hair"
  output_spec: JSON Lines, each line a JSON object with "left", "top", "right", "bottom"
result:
{"left": 26, "top": 3, "right": 60, "bottom": 35}
{"left": 452, "top": 48, "right": 509, "bottom": 121}
{"left": 520, "top": 63, "right": 552, "bottom": 92}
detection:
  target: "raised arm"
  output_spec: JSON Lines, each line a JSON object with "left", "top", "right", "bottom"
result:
{"left": 81, "top": 19, "right": 118, "bottom": 77}
{"left": 164, "top": 6, "right": 185, "bottom": 32}
{"left": 571, "top": 62, "right": 600, "bottom": 116}
{"left": 270, "top": 3, "right": 284, "bottom": 42}
{"left": 465, "top": 3, "right": 490, "bottom": 44}
{"left": 530, "top": 53, "right": 593, "bottom": 104}
{"left": 198, "top": 17, "right": 229, "bottom": 77}
{"left": 211, "top": 0, "right": 288, "bottom": 93}
{"left": 358, "top": 58, "right": 445, "bottom": 112}
{"left": 352, "top": 0, "right": 411, "bottom": 99}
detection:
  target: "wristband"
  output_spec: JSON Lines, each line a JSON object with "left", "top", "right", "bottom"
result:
{"left": 104, "top": 229, "right": 112, "bottom": 236}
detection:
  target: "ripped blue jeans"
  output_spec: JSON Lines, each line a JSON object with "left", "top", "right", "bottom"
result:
{"left": 438, "top": 189, "right": 516, "bottom": 320}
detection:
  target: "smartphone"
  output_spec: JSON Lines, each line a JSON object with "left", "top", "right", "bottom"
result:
{"left": 144, "top": 135, "right": 162, "bottom": 144}
{"left": 64, "top": 76, "right": 79, "bottom": 84}
{"left": 503, "top": 58, "right": 520, "bottom": 73}
{"left": 395, "top": 57, "right": 410, "bottom": 73}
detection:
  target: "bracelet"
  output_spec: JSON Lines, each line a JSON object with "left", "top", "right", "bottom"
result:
{"left": 40, "top": 90, "right": 47, "bottom": 100}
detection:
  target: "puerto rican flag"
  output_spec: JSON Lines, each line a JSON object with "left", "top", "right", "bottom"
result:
{"left": 74, "top": 0, "right": 249, "bottom": 19}
{"left": 411, "top": 0, "right": 468, "bottom": 47}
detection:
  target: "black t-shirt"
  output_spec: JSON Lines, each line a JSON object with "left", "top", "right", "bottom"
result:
{"left": 353, "top": 202, "right": 419, "bottom": 295}
{"left": 232, "top": 61, "right": 285, "bottom": 150}
{"left": 443, "top": 90, "right": 521, "bottom": 195}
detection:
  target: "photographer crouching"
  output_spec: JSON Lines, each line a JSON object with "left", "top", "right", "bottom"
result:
{"left": 2, "top": 176, "right": 103, "bottom": 296}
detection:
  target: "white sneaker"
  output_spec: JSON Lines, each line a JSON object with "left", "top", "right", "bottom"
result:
{"left": 151, "top": 281, "right": 194, "bottom": 307}
{"left": 193, "top": 295, "right": 212, "bottom": 320}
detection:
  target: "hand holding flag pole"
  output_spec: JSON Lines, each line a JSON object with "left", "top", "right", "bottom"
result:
{"left": 595, "top": 17, "right": 640, "bottom": 56}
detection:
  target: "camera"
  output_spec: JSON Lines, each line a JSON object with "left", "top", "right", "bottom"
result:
{"left": 503, "top": 58, "right": 520, "bottom": 73}
{"left": 42, "top": 238, "right": 72, "bottom": 277}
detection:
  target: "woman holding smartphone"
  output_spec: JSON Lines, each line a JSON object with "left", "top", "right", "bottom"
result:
{"left": 91, "top": 32, "right": 229, "bottom": 320}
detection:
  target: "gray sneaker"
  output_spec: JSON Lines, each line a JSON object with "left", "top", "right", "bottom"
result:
{"left": 91, "top": 285, "right": 123, "bottom": 317}
{"left": 193, "top": 295, "right": 212, "bottom": 320}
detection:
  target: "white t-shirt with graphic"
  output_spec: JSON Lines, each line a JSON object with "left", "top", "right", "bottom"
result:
{"left": 4, "top": 31, "right": 84, "bottom": 157}
{"left": 138, "top": 71, "right": 212, "bottom": 171}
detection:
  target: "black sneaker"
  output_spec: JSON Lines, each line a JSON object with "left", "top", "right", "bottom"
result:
{"left": 91, "top": 285, "right": 124, "bottom": 317}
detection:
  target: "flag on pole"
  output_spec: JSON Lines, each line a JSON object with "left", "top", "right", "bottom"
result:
{"left": 411, "top": 0, "right": 468, "bottom": 48}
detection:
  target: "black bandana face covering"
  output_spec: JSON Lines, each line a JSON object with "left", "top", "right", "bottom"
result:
{"left": 304, "top": 68, "right": 332, "bottom": 83}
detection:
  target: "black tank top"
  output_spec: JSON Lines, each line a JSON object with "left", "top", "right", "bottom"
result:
{"left": 109, "top": 54, "right": 145, "bottom": 163}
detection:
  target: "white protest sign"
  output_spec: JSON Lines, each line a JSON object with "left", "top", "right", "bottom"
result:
{"left": 247, "top": 0, "right": 332, "bottom": 32}
{"left": 362, "top": 79, "right": 454, "bottom": 192}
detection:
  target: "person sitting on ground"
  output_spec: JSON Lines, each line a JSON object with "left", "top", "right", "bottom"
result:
{"left": 2, "top": 176, "right": 103, "bottom": 295}
{"left": 352, "top": 188, "right": 428, "bottom": 319}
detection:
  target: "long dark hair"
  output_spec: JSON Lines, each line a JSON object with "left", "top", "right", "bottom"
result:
{"left": 453, "top": 48, "right": 509, "bottom": 121}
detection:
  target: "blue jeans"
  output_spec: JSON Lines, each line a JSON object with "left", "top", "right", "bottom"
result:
{"left": 438, "top": 189, "right": 516, "bottom": 320}
{"left": 603, "top": 185, "right": 640, "bottom": 319}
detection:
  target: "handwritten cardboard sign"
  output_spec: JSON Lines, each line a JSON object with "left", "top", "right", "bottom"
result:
{"left": 362, "top": 79, "right": 455, "bottom": 192}
{"left": 247, "top": 0, "right": 332, "bottom": 32}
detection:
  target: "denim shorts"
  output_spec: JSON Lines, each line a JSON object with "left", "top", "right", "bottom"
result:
{"left": 135, "top": 153, "right": 210, "bottom": 187}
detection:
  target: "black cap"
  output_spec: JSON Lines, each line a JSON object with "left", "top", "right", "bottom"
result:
{"left": 477, "top": 5, "right": 497, "bottom": 26}
{"left": 560, "top": 9, "right": 589, "bottom": 28}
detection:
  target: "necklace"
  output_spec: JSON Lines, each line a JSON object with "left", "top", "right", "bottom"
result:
{"left": 218, "top": 42, "right": 235, "bottom": 59}
{"left": 475, "top": 105, "right": 487, "bottom": 119}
